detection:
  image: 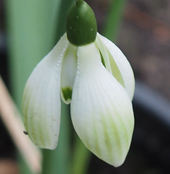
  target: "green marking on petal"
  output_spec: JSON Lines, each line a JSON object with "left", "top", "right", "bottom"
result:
{"left": 62, "top": 87, "right": 72, "bottom": 101}
{"left": 106, "top": 48, "right": 125, "bottom": 87}
{"left": 99, "top": 50, "right": 106, "bottom": 67}
{"left": 93, "top": 121, "right": 101, "bottom": 157}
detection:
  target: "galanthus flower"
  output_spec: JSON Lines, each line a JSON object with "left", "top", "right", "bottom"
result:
{"left": 22, "top": 0, "right": 135, "bottom": 167}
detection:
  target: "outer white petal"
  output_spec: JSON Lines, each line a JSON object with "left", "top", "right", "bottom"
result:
{"left": 60, "top": 43, "right": 77, "bottom": 104}
{"left": 71, "top": 43, "right": 134, "bottom": 167}
{"left": 22, "top": 34, "right": 69, "bottom": 149}
{"left": 97, "top": 33, "right": 135, "bottom": 100}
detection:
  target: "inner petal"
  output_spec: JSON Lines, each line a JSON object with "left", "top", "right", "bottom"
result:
{"left": 95, "top": 34, "right": 125, "bottom": 87}
{"left": 60, "top": 43, "right": 77, "bottom": 104}
{"left": 97, "top": 33, "right": 135, "bottom": 100}
{"left": 106, "top": 47, "right": 125, "bottom": 87}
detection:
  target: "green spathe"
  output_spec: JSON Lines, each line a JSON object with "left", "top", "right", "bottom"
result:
{"left": 66, "top": 0, "right": 97, "bottom": 46}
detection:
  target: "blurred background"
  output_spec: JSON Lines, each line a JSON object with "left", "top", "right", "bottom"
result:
{"left": 1, "top": 0, "right": 170, "bottom": 174}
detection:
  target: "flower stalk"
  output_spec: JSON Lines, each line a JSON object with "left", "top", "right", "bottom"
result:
{"left": 76, "top": 0, "right": 84, "bottom": 5}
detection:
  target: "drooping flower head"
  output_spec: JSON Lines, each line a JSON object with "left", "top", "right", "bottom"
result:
{"left": 22, "top": 0, "right": 135, "bottom": 167}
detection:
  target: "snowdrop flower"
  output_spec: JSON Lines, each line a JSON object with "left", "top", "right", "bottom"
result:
{"left": 22, "top": 0, "right": 135, "bottom": 167}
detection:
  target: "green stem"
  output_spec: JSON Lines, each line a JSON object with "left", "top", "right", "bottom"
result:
{"left": 71, "top": 136, "right": 91, "bottom": 174}
{"left": 102, "top": 0, "right": 127, "bottom": 41}
{"left": 42, "top": 102, "right": 70, "bottom": 174}
{"left": 76, "top": 0, "right": 84, "bottom": 5}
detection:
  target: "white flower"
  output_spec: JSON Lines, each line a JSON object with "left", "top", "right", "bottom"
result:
{"left": 22, "top": 32, "right": 135, "bottom": 167}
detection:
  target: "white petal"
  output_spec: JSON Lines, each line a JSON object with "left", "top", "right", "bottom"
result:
{"left": 97, "top": 33, "right": 135, "bottom": 100}
{"left": 22, "top": 34, "right": 69, "bottom": 149}
{"left": 60, "top": 43, "right": 77, "bottom": 104}
{"left": 95, "top": 35, "right": 112, "bottom": 73}
{"left": 71, "top": 43, "right": 134, "bottom": 167}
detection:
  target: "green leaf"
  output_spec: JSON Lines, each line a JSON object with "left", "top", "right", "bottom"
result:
{"left": 102, "top": 0, "right": 127, "bottom": 41}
